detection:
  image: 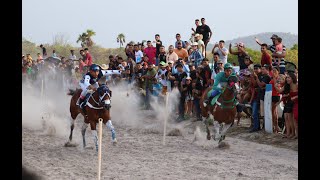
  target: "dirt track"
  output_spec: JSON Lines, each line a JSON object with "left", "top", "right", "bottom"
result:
{"left": 22, "top": 83, "right": 297, "bottom": 180}
{"left": 22, "top": 119, "right": 297, "bottom": 180}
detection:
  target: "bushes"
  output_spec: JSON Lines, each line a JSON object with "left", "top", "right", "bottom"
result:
{"left": 205, "top": 47, "right": 298, "bottom": 67}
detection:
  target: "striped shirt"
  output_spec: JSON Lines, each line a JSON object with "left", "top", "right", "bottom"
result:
{"left": 269, "top": 44, "right": 286, "bottom": 68}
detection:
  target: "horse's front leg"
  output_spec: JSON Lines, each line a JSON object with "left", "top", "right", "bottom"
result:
{"left": 81, "top": 122, "right": 88, "bottom": 148}
{"left": 219, "top": 123, "right": 232, "bottom": 143}
{"left": 68, "top": 118, "right": 75, "bottom": 142}
{"left": 213, "top": 121, "right": 221, "bottom": 141}
{"left": 90, "top": 122, "right": 99, "bottom": 152}
{"left": 202, "top": 116, "right": 211, "bottom": 140}
{"left": 106, "top": 120, "right": 117, "bottom": 145}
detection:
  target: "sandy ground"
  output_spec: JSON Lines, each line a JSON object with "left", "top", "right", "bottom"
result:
{"left": 23, "top": 119, "right": 298, "bottom": 180}
{"left": 22, "top": 81, "right": 298, "bottom": 180}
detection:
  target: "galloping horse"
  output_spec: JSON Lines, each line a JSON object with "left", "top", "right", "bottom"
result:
{"left": 66, "top": 83, "right": 117, "bottom": 152}
{"left": 200, "top": 76, "right": 238, "bottom": 143}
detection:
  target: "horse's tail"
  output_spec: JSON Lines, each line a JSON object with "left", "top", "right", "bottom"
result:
{"left": 67, "top": 89, "right": 76, "bottom": 96}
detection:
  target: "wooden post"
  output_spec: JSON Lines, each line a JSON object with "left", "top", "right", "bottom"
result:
{"left": 97, "top": 118, "right": 103, "bottom": 180}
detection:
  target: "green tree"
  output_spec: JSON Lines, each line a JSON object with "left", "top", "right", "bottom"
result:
{"left": 291, "top": 44, "right": 298, "bottom": 50}
{"left": 117, "top": 33, "right": 126, "bottom": 48}
{"left": 76, "top": 29, "right": 96, "bottom": 48}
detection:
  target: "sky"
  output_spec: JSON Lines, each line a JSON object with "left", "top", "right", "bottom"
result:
{"left": 23, "top": 0, "right": 298, "bottom": 48}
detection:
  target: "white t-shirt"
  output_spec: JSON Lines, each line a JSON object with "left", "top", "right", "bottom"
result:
{"left": 155, "top": 69, "right": 167, "bottom": 86}
{"left": 214, "top": 47, "right": 229, "bottom": 65}
{"left": 135, "top": 50, "right": 143, "bottom": 63}
{"left": 69, "top": 54, "right": 77, "bottom": 60}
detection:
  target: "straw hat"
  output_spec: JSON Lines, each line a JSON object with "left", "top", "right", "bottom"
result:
{"left": 99, "top": 64, "right": 109, "bottom": 70}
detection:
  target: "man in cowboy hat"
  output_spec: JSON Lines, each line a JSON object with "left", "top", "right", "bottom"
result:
{"left": 194, "top": 34, "right": 205, "bottom": 57}
{"left": 189, "top": 42, "right": 203, "bottom": 68}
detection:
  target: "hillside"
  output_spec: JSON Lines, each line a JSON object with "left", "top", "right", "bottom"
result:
{"left": 207, "top": 32, "right": 298, "bottom": 51}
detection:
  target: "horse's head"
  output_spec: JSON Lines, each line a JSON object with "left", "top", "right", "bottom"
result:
{"left": 96, "top": 84, "right": 112, "bottom": 110}
{"left": 227, "top": 75, "right": 238, "bottom": 91}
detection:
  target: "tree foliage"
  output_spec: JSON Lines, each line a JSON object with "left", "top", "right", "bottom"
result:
{"left": 76, "top": 29, "right": 96, "bottom": 48}
{"left": 117, "top": 33, "right": 126, "bottom": 48}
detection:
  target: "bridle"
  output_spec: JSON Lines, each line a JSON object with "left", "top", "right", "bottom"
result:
{"left": 87, "top": 85, "right": 112, "bottom": 110}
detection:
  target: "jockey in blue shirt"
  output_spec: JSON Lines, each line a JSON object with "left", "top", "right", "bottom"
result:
{"left": 204, "top": 63, "right": 237, "bottom": 105}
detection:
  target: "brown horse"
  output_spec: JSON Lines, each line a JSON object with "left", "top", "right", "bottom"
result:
{"left": 66, "top": 84, "right": 116, "bottom": 152}
{"left": 200, "top": 76, "right": 238, "bottom": 143}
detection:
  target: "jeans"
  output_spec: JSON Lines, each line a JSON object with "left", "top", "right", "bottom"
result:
{"left": 252, "top": 99, "right": 260, "bottom": 130}
{"left": 210, "top": 89, "right": 221, "bottom": 97}
{"left": 193, "top": 98, "right": 201, "bottom": 118}
{"left": 156, "top": 58, "right": 159, "bottom": 66}
{"left": 179, "top": 96, "right": 186, "bottom": 117}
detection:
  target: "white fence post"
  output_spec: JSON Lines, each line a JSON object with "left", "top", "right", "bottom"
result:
{"left": 97, "top": 118, "right": 103, "bottom": 180}
{"left": 264, "top": 84, "right": 273, "bottom": 133}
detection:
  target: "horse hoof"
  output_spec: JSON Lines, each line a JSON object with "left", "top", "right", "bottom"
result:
{"left": 112, "top": 139, "right": 117, "bottom": 145}
{"left": 64, "top": 142, "right": 77, "bottom": 147}
{"left": 85, "top": 146, "right": 94, "bottom": 150}
{"left": 207, "top": 135, "right": 211, "bottom": 140}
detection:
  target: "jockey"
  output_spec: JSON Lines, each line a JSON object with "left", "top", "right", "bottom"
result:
{"left": 204, "top": 63, "right": 237, "bottom": 105}
{"left": 77, "top": 64, "right": 102, "bottom": 109}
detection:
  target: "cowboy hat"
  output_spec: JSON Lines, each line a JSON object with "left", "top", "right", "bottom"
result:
{"left": 99, "top": 64, "right": 109, "bottom": 70}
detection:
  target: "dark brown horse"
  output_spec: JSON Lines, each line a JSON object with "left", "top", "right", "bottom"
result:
{"left": 200, "top": 76, "right": 238, "bottom": 144}
{"left": 66, "top": 84, "right": 116, "bottom": 152}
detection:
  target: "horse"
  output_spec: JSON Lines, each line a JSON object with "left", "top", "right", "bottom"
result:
{"left": 66, "top": 82, "right": 117, "bottom": 152}
{"left": 200, "top": 76, "right": 238, "bottom": 144}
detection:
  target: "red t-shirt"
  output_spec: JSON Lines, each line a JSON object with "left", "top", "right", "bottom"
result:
{"left": 261, "top": 53, "right": 272, "bottom": 67}
{"left": 144, "top": 47, "right": 157, "bottom": 65}
{"left": 85, "top": 52, "right": 93, "bottom": 66}
{"left": 269, "top": 79, "right": 280, "bottom": 96}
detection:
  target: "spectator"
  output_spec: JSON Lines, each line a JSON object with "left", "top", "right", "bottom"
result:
{"left": 125, "top": 43, "right": 136, "bottom": 61}
{"left": 198, "top": 18, "right": 212, "bottom": 54}
{"left": 189, "top": 63, "right": 197, "bottom": 81}
{"left": 248, "top": 66, "right": 261, "bottom": 132}
{"left": 134, "top": 44, "right": 144, "bottom": 63}
{"left": 275, "top": 72, "right": 298, "bottom": 139}
{"left": 255, "top": 34, "right": 287, "bottom": 74}
{"left": 255, "top": 64, "right": 271, "bottom": 120}
{"left": 174, "top": 42, "right": 189, "bottom": 61}
{"left": 182, "top": 76, "right": 193, "bottom": 118}
{"left": 269, "top": 67, "right": 281, "bottom": 133}
{"left": 153, "top": 34, "right": 162, "bottom": 66}
{"left": 200, "top": 58, "right": 212, "bottom": 89}
{"left": 191, "top": 79, "right": 203, "bottom": 121}
{"left": 52, "top": 50, "right": 57, "bottom": 57}
{"left": 168, "top": 63, "right": 188, "bottom": 121}
{"left": 191, "top": 19, "right": 201, "bottom": 36}
{"left": 39, "top": 44, "right": 47, "bottom": 58}
{"left": 144, "top": 41, "right": 157, "bottom": 65}
{"left": 158, "top": 45, "right": 167, "bottom": 64}
{"left": 166, "top": 45, "right": 179, "bottom": 63}
{"left": 69, "top": 50, "right": 77, "bottom": 61}
{"left": 229, "top": 42, "right": 248, "bottom": 70}
{"left": 84, "top": 48, "right": 93, "bottom": 66}
{"left": 211, "top": 59, "right": 224, "bottom": 84}
{"left": 142, "top": 62, "right": 157, "bottom": 109}
{"left": 189, "top": 42, "right": 203, "bottom": 68}
{"left": 175, "top": 33, "right": 187, "bottom": 49}
{"left": 260, "top": 43, "right": 272, "bottom": 69}
{"left": 272, "top": 37, "right": 286, "bottom": 74}
{"left": 194, "top": 34, "right": 205, "bottom": 57}
{"left": 212, "top": 40, "right": 229, "bottom": 65}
